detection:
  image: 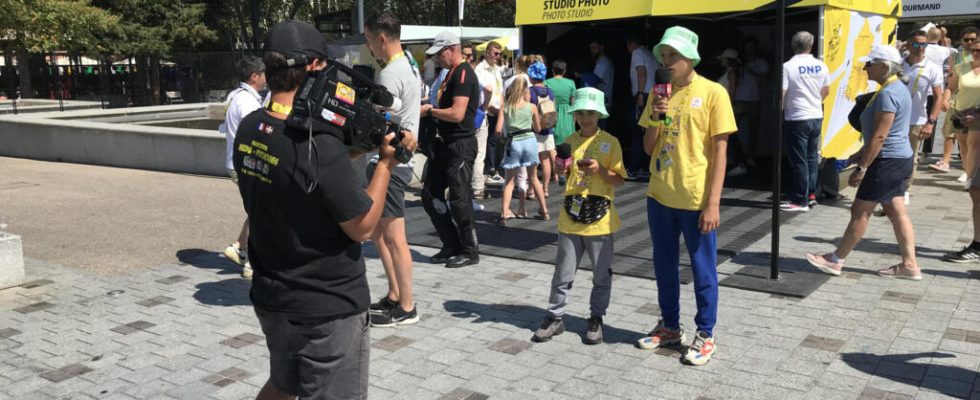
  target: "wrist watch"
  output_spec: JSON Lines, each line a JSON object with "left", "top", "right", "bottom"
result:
{"left": 926, "top": 119, "right": 937, "bottom": 125}
{"left": 855, "top": 165, "right": 867, "bottom": 174}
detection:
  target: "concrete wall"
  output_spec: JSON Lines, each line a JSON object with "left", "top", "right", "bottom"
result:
{"left": 0, "top": 99, "right": 103, "bottom": 115}
{"left": 0, "top": 104, "right": 226, "bottom": 177}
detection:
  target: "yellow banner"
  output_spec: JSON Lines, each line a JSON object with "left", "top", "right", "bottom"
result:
{"left": 515, "top": 0, "right": 653, "bottom": 25}
{"left": 826, "top": 0, "right": 902, "bottom": 16}
{"left": 820, "top": 6, "right": 899, "bottom": 159}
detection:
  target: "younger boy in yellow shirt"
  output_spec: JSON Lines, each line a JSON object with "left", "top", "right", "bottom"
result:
{"left": 532, "top": 87, "right": 627, "bottom": 345}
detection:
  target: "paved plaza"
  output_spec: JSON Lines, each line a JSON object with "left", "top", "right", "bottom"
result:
{"left": 2, "top": 157, "right": 980, "bottom": 399}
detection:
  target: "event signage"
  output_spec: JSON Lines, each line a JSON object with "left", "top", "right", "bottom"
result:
{"left": 516, "top": 0, "right": 652, "bottom": 25}
{"left": 900, "top": 0, "right": 980, "bottom": 18}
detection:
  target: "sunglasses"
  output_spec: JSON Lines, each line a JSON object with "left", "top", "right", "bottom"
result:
{"left": 910, "top": 42, "right": 929, "bottom": 49}
{"left": 462, "top": 53, "right": 474, "bottom": 58}
{"left": 972, "top": 48, "right": 980, "bottom": 54}
{"left": 964, "top": 37, "right": 977, "bottom": 43}
{"left": 490, "top": 52, "right": 501, "bottom": 57}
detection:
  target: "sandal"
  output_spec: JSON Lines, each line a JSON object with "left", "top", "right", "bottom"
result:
{"left": 516, "top": 209, "right": 528, "bottom": 219}
{"left": 877, "top": 265, "right": 922, "bottom": 281}
{"left": 535, "top": 210, "right": 551, "bottom": 221}
{"left": 495, "top": 213, "right": 516, "bottom": 226}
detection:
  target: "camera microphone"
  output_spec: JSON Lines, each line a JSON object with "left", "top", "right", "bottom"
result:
{"left": 653, "top": 68, "right": 671, "bottom": 121}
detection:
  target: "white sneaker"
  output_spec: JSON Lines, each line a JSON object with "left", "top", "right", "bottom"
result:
{"left": 957, "top": 173, "right": 968, "bottom": 183}
{"left": 779, "top": 202, "right": 809, "bottom": 212}
{"left": 965, "top": 178, "right": 973, "bottom": 191}
{"left": 241, "top": 262, "right": 253, "bottom": 280}
{"left": 222, "top": 244, "right": 246, "bottom": 266}
{"left": 727, "top": 165, "right": 747, "bottom": 177}
{"left": 472, "top": 200, "right": 485, "bottom": 211}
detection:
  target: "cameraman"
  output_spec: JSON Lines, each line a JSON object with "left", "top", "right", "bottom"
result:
{"left": 363, "top": 12, "right": 421, "bottom": 327}
{"left": 420, "top": 31, "right": 482, "bottom": 268}
{"left": 233, "top": 21, "right": 395, "bottom": 400}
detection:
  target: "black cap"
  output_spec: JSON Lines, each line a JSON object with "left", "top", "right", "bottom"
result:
{"left": 264, "top": 20, "right": 329, "bottom": 67}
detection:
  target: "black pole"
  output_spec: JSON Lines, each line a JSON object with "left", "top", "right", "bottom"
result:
{"left": 51, "top": 51, "right": 64, "bottom": 112}
{"left": 770, "top": 0, "right": 787, "bottom": 280}
{"left": 250, "top": 0, "right": 261, "bottom": 53}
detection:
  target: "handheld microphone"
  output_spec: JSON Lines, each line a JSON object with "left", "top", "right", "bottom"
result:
{"left": 653, "top": 68, "right": 671, "bottom": 121}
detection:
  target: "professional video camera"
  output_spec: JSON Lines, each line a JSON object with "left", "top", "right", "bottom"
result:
{"left": 286, "top": 61, "right": 412, "bottom": 163}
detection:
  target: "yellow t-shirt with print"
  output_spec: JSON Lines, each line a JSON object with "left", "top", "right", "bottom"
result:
{"left": 558, "top": 129, "right": 627, "bottom": 236}
{"left": 639, "top": 74, "right": 737, "bottom": 211}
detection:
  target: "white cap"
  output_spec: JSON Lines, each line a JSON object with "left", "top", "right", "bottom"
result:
{"left": 858, "top": 45, "right": 902, "bottom": 65}
{"left": 919, "top": 22, "right": 937, "bottom": 33}
{"left": 426, "top": 31, "right": 461, "bottom": 55}
{"left": 716, "top": 48, "right": 739, "bottom": 60}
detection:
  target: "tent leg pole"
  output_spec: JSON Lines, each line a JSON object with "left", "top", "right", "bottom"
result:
{"left": 771, "top": 0, "right": 787, "bottom": 281}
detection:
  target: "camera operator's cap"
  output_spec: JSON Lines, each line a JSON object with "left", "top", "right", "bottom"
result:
{"left": 654, "top": 26, "right": 701, "bottom": 66}
{"left": 264, "top": 20, "right": 329, "bottom": 66}
{"left": 528, "top": 61, "right": 547, "bottom": 81}
{"left": 426, "top": 31, "right": 461, "bottom": 55}
{"left": 859, "top": 45, "right": 902, "bottom": 65}
{"left": 567, "top": 87, "right": 608, "bottom": 119}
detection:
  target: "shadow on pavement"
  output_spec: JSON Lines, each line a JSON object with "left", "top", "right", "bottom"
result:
{"left": 443, "top": 300, "right": 645, "bottom": 346}
{"left": 841, "top": 352, "right": 976, "bottom": 398}
{"left": 792, "top": 236, "right": 953, "bottom": 261}
{"left": 177, "top": 248, "right": 252, "bottom": 307}
{"left": 176, "top": 248, "right": 241, "bottom": 274}
{"left": 193, "top": 279, "right": 252, "bottom": 307}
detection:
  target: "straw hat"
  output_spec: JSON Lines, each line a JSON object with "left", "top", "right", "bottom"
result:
{"left": 567, "top": 87, "right": 609, "bottom": 119}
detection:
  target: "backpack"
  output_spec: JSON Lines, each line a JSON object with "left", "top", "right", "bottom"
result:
{"left": 531, "top": 86, "right": 557, "bottom": 130}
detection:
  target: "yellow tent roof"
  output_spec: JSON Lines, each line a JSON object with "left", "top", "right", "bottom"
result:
{"left": 516, "top": 0, "right": 900, "bottom": 25}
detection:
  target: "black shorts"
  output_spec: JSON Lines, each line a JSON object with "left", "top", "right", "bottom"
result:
{"left": 366, "top": 163, "right": 411, "bottom": 218}
{"left": 856, "top": 157, "right": 913, "bottom": 203}
{"left": 254, "top": 309, "right": 369, "bottom": 399}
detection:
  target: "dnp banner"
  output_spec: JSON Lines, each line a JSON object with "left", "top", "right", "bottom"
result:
{"left": 515, "top": 0, "right": 653, "bottom": 25}
{"left": 820, "top": 6, "right": 899, "bottom": 159}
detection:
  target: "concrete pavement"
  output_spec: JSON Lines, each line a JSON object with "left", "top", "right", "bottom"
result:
{"left": 1, "top": 157, "right": 980, "bottom": 399}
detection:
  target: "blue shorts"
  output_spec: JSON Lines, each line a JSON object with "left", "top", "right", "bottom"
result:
{"left": 855, "top": 157, "right": 912, "bottom": 203}
{"left": 502, "top": 136, "right": 540, "bottom": 170}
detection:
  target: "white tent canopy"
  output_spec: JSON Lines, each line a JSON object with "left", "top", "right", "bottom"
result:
{"left": 400, "top": 25, "right": 519, "bottom": 45}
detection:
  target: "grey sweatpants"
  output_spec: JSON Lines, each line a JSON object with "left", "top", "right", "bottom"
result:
{"left": 547, "top": 233, "right": 615, "bottom": 318}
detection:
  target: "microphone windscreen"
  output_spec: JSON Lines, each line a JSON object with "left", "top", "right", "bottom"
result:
{"left": 556, "top": 143, "right": 572, "bottom": 159}
{"left": 654, "top": 68, "right": 671, "bottom": 85}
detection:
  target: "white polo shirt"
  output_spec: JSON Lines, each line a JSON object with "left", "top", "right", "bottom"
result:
{"left": 782, "top": 54, "right": 830, "bottom": 121}
{"left": 220, "top": 83, "right": 263, "bottom": 170}
{"left": 902, "top": 58, "right": 944, "bottom": 125}
{"left": 630, "top": 46, "right": 659, "bottom": 96}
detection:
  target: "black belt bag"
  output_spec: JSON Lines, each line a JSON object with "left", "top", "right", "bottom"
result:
{"left": 563, "top": 194, "right": 611, "bottom": 224}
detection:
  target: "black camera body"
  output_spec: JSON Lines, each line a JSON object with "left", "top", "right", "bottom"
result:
{"left": 286, "top": 62, "right": 412, "bottom": 163}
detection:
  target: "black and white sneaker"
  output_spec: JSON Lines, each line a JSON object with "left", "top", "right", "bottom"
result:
{"left": 369, "top": 296, "right": 398, "bottom": 314}
{"left": 942, "top": 246, "right": 980, "bottom": 263}
{"left": 584, "top": 316, "right": 603, "bottom": 345}
{"left": 370, "top": 305, "right": 419, "bottom": 327}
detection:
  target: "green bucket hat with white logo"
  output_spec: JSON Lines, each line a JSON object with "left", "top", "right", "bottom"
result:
{"left": 653, "top": 26, "right": 701, "bottom": 66}
{"left": 567, "top": 87, "right": 608, "bottom": 119}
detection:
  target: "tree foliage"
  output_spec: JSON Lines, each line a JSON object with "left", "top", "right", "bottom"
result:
{"left": 0, "top": 0, "right": 117, "bottom": 54}
{"left": 92, "top": 0, "right": 217, "bottom": 57}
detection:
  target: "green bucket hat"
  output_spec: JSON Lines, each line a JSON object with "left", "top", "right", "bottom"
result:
{"left": 653, "top": 26, "right": 701, "bottom": 67}
{"left": 567, "top": 87, "right": 609, "bottom": 119}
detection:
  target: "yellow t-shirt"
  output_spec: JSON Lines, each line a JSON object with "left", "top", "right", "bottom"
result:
{"left": 558, "top": 129, "right": 627, "bottom": 236}
{"left": 954, "top": 61, "right": 980, "bottom": 110}
{"left": 639, "top": 74, "right": 737, "bottom": 211}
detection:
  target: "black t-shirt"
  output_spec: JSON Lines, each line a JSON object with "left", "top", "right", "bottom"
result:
{"left": 233, "top": 109, "right": 372, "bottom": 318}
{"left": 437, "top": 62, "right": 480, "bottom": 139}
